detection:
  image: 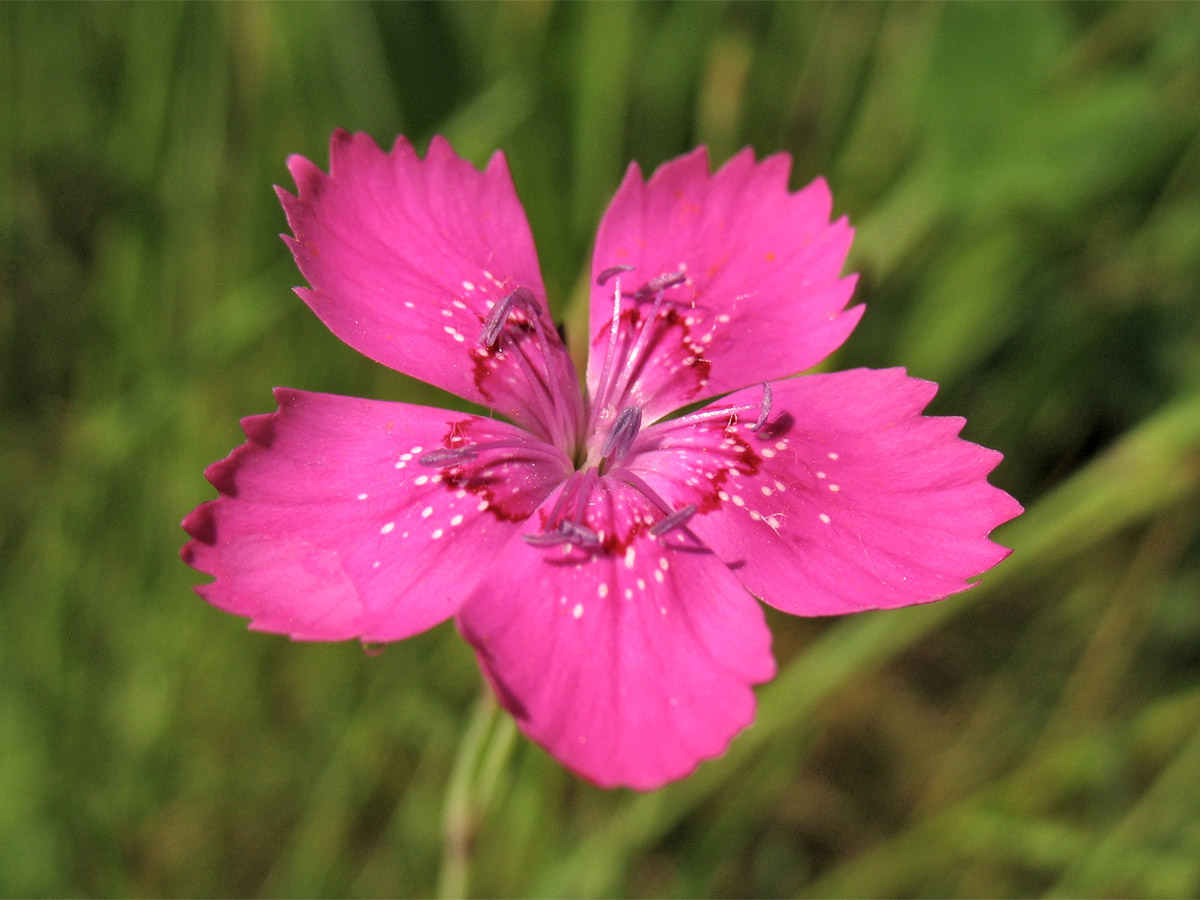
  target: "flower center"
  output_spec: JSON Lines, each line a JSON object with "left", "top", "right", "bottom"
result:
{"left": 418, "top": 270, "right": 777, "bottom": 556}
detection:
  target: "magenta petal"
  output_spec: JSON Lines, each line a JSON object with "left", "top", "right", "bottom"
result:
{"left": 181, "top": 389, "right": 570, "bottom": 641}
{"left": 279, "top": 131, "right": 583, "bottom": 444}
{"left": 632, "top": 368, "right": 1023, "bottom": 615}
{"left": 456, "top": 478, "right": 774, "bottom": 790}
{"left": 587, "top": 147, "right": 861, "bottom": 421}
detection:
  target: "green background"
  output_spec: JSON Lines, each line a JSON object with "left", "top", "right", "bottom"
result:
{"left": 3, "top": 2, "right": 1200, "bottom": 896}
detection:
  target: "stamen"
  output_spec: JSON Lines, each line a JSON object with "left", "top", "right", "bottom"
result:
{"left": 596, "top": 264, "right": 635, "bottom": 286}
{"left": 642, "top": 270, "right": 687, "bottom": 295}
{"left": 561, "top": 519, "right": 602, "bottom": 546}
{"left": 601, "top": 405, "right": 642, "bottom": 459}
{"left": 609, "top": 468, "right": 704, "bottom": 548}
{"left": 416, "top": 438, "right": 570, "bottom": 470}
{"left": 650, "top": 504, "right": 697, "bottom": 536}
{"left": 522, "top": 518, "right": 601, "bottom": 548}
{"left": 665, "top": 401, "right": 758, "bottom": 429}
{"left": 479, "top": 286, "right": 537, "bottom": 347}
{"left": 608, "top": 290, "right": 666, "bottom": 405}
{"left": 747, "top": 382, "right": 773, "bottom": 432}
{"left": 588, "top": 277, "right": 627, "bottom": 426}
{"left": 418, "top": 446, "right": 478, "bottom": 466}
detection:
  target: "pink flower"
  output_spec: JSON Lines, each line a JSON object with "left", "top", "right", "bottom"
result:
{"left": 182, "top": 131, "right": 1021, "bottom": 790}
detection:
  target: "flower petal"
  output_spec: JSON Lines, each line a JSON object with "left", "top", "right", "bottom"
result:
{"left": 456, "top": 477, "right": 774, "bottom": 790}
{"left": 632, "top": 368, "right": 1022, "bottom": 615}
{"left": 181, "top": 389, "right": 570, "bottom": 641}
{"left": 280, "top": 130, "right": 583, "bottom": 445}
{"left": 587, "top": 147, "right": 861, "bottom": 422}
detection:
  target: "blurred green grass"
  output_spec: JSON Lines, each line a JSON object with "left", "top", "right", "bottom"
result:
{"left": 2, "top": 2, "right": 1199, "bottom": 897}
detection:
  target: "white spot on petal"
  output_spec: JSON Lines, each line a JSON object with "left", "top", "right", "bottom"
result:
{"left": 380, "top": 522, "right": 395, "bottom": 535}
{"left": 421, "top": 506, "right": 434, "bottom": 518}
{"left": 573, "top": 603, "right": 584, "bottom": 619}
{"left": 450, "top": 514, "right": 464, "bottom": 527}
{"left": 819, "top": 513, "right": 831, "bottom": 524}
{"left": 598, "top": 583, "right": 608, "bottom": 598}
{"left": 357, "top": 493, "right": 369, "bottom": 501}
{"left": 624, "top": 547, "right": 636, "bottom": 568}
{"left": 432, "top": 528, "right": 444, "bottom": 539}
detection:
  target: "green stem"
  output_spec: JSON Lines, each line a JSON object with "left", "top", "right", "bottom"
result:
{"left": 436, "top": 689, "right": 517, "bottom": 899}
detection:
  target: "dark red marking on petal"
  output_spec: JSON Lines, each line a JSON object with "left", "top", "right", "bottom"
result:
{"left": 420, "top": 417, "right": 568, "bottom": 523}
{"left": 632, "top": 415, "right": 769, "bottom": 519}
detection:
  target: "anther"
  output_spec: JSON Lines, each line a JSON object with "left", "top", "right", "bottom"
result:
{"left": 643, "top": 270, "right": 687, "bottom": 294}
{"left": 479, "top": 286, "right": 537, "bottom": 347}
{"left": 596, "top": 264, "right": 635, "bottom": 287}
{"left": 601, "top": 405, "right": 643, "bottom": 460}
{"left": 560, "top": 519, "right": 602, "bottom": 546}
{"left": 522, "top": 518, "right": 601, "bottom": 548}
{"left": 747, "top": 382, "right": 773, "bottom": 433}
{"left": 418, "top": 446, "right": 478, "bottom": 466}
{"left": 650, "top": 504, "right": 697, "bottom": 537}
